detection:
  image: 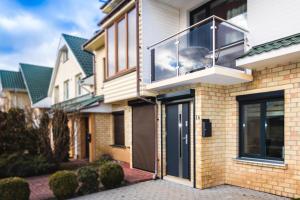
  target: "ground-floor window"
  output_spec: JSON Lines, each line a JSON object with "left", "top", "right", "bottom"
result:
{"left": 113, "top": 111, "right": 125, "bottom": 146}
{"left": 237, "top": 91, "right": 284, "bottom": 161}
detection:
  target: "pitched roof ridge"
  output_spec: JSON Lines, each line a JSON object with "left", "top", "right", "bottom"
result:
{"left": 62, "top": 33, "right": 88, "bottom": 41}
{"left": 20, "top": 63, "right": 52, "bottom": 69}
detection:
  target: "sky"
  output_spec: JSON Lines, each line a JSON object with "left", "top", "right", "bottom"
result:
{"left": 0, "top": 0, "right": 105, "bottom": 71}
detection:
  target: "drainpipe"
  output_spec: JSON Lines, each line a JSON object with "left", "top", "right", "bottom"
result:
{"left": 135, "top": 0, "right": 158, "bottom": 179}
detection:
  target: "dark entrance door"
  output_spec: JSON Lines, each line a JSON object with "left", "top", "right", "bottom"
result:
{"left": 166, "top": 103, "right": 190, "bottom": 179}
{"left": 132, "top": 104, "right": 155, "bottom": 172}
{"left": 84, "top": 117, "right": 90, "bottom": 159}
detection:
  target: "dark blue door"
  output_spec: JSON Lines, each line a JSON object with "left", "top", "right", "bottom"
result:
{"left": 166, "top": 103, "right": 190, "bottom": 179}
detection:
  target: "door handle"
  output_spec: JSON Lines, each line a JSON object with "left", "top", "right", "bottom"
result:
{"left": 182, "top": 134, "right": 188, "bottom": 145}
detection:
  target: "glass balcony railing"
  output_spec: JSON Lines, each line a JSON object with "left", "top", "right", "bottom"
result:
{"left": 148, "top": 15, "right": 248, "bottom": 82}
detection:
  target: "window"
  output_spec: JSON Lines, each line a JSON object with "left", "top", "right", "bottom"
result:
{"left": 63, "top": 80, "right": 69, "bottom": 100}
{"left": 238, "top": 91, "right": 284, "bottom": 161}
{"left": 190, "top": 0, "right": 247, "bottom": 27}
{"left": 106, "top": 7, "right": 137, "bottom": 78}
{"left": 75, "top": 73, "right": 82, "bottom": 96}
{"left": 61, "top": 49, "right": 68, "bottom": 63}
{"left": 113, "top": 111, "right": 125, "bottom": 146}
{"left": 54, "top": 86, "right": 59, "bottom": 103}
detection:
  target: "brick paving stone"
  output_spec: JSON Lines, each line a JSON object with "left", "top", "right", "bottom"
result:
{"left": 72, "top": 180, "right": 290, "bottom": 200}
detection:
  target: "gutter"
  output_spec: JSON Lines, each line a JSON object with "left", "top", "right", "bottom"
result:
{"left": 134, "top": 0, "right": 158, "bottom": 179}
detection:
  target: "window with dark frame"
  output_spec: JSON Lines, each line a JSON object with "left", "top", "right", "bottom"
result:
{"left": 238, "top": 91, "right": 284, "bottom": 161}
{"left": 106, "top": 7, "right": 137, "bottom": 79}
{"left": 113, "top": 111, "right": 125, "bottom": 146}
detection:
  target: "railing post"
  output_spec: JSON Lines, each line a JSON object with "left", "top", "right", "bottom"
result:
{"left": 175, "top": 39, "right": 180, "bottom": 76}
{"left": 212, "top": 16, "right": 216, "bottom": 68}
{"left": 151, "top": 49, "right": 155, "bottom": 82}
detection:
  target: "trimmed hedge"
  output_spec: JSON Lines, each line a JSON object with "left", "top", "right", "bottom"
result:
{"left": 0, "top": 177, "right": 30, "bottom": 200}
{"left": 99, "top": 162, "right": 124, "bottom": 189}
{"left": 49, "top": 171, "right": 78, "bottom": 200}
{"left": 0, "top": 153, "right": 57, "bottom": 178}
{"left": 77, "top": 167, "right": 99, "bottom": 195}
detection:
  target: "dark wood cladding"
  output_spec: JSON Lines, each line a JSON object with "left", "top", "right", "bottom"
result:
{"left": 113, "top": 111, "right": 125, "bottom": 146}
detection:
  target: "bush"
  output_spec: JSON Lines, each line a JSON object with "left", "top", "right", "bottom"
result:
{"left": 49, "top": 171, "right": 78, "bottom": 200}
{"left": 77, "top": 167, "right": 99, "bottom": 195}
{"left": 91, "top": 154, "right": 113, "bottom": 168}
{"left": 0, "top": 153, "right": 57, "bottom": 178}
{"left": 0, "top": 177, "right": 30, "bottom": 200}
{"left": 99, "top": 162, "right": 124, "bottom": 189}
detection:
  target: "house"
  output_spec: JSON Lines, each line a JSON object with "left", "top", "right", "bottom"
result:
{"left": 48, "top": 33, "right": 111, "bottom": 162}
{"left": 86, "top": 0, "right": 300, "bottom": 198}
{"left": 0, "top": 70, "right": 30, "bottom": 112}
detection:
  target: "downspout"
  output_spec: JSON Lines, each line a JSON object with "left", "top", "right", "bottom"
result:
{"left": 135, "top": 0, "right": 158, "bottom": 179}
{"left": 93, "top": 54, "right": 97, "bottom": 96}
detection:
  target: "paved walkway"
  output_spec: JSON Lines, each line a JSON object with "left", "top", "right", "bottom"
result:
{"left": 72, "top": 180, "right": 289, "bottom": 200}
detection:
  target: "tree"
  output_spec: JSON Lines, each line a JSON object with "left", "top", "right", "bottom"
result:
{"left": 38, "top": 112, "right": 53, "bottom": 162}
{"left": 0, "top": 111, "right": 7, "bottom": 154}
{"left": 52, "top": 110, "right": 70, "bottom": 163}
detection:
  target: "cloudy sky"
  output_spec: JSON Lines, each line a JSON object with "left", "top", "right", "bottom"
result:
{"left": 0, "top": 0, "right": 105, "bottom": 71}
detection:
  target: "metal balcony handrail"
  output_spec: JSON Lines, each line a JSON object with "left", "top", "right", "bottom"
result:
{"left": 147, "top": 15, "right": 248, "bottom": 50}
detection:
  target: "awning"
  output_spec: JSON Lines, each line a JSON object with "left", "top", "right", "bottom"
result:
{"left": 52, "top": 94, "right": 104, "bottom": 113}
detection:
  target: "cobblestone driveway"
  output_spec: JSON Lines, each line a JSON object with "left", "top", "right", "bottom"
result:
{"left": 72, "top": 180, "right": 289, "bottom": 200}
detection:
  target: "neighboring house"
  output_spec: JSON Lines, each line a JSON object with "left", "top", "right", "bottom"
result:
{"left": 0, "top": 70, "right": 30, "bottom": 112}
{"left": 19, "top": 63, "right": 53, "bottom": 109}
{"left": 48, "top": 33, "right": 110, "bottom": 162}
{"left": 85, "top": 0, "right": 300, "bottom": 198}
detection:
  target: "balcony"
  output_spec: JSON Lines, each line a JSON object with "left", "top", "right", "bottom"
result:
{"left": 146, "top": 16, "right": 253, "bottom": 91}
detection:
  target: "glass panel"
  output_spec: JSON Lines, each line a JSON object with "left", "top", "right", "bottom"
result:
{"left": 215, "top": 19, "right": 245, "bottom": 69}
{"left": 117, "top": 18, "right": 126, "bottom": 71}
{"left": 128, "top": 8, "right": 137, "bottom": 68}
{"left": 266, "top": 100, "right": 284, "bottom": 159}
{"left": 107, "top": 25, "right": 115, "bottom": 77}
{"left": 178, "top": 21, "right": 213, "bottom": 75}
{"left": 242, "top": 104, "right": 261, "bottom": 156}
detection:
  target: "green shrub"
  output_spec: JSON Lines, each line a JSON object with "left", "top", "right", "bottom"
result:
{"left": 99, "top": 162, "right": 124, "bottom": 189}
{"left": 91, "top": 154, "right": 113, "bottom": 168}
{"left": 0, "top": 177, "right": 30, "bottom": 200}
{"left": 77, "top": 167, "right": 99, "bottom": 195}
{"left": 0, "top": 153, "right": 57, "bottom": 178}
{"left": 49, "top": 171, "right": 78, "bottom": 200}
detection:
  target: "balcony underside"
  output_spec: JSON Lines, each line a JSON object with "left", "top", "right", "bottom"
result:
{"left": 146, "top": 66, "right": 253, "bottom": 91}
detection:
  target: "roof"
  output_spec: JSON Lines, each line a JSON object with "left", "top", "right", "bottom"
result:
{"left": 62, "top": 34, "right": 94, "bottom": 76}
{"left": 52, "top": 94, "right": 103, "bottom": 112}
{"left": 239, "top": 33, "right": 300, "bottom": 59}
{"left": 0, "top": 70, "right": 26, "bottom": 91}
{"left": 20, "top": 63, "right": 53, "bottom": 104}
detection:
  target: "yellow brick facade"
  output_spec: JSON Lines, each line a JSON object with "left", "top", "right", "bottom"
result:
{"left": 156, "top": 63, "right": 300, "bottom": 198}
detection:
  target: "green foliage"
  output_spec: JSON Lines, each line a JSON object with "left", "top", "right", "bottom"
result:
{"left": 49, "top": 171, "right": 78, "bottom": 200}
{"left": 99, "top": 162, "right": 124, "bottom": 189}
{"left": 0, "top": 153, "right": 57, "bottom": 178}
{"left": 37, "top": 112, "right": 53, "bottom": 162}
{"left": 77, "top": 166, "right": 99, "bottom": 195}
{"left": 91, "top": 154, "right": 113, "bottom": 168}
{"left": 52, "top": 110, "right": 70, "bottom": 163}
{"left": 0, "top": 108, "right": 39, "bottom": 155}
{"left": 0, "top": 177, "right": 30, "bottom": 200}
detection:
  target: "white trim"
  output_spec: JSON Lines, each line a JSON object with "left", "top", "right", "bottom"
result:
{"left": 236, "top": 43, "right": 300, "bottom": 68}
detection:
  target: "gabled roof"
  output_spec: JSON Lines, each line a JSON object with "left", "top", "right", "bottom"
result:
{"left": 19, "top": 63, "right": 53, "bottom": 104}
{"left": 0, "top": 70, "right": 26, "bottom": 91}
{"left": 62, "top": 34, "right": 94, "bottom": 76}
{"left": 239, "top": 33, "right": 300, "bottom": 59}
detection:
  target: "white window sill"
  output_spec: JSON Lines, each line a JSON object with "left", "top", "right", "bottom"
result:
{"left": 234, "top": 158, "right": 287, "bottom": 169}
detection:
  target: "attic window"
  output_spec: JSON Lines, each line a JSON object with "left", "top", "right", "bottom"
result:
{"left": 61, "top": 49, "right": 69, "bottom": 63}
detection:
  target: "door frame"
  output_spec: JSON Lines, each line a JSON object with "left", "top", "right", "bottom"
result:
{"left": 165, "top": 101, "right": 191, "bottom": 179}
{"left": 160, "top": 97, "right": 195, "bottom": 186}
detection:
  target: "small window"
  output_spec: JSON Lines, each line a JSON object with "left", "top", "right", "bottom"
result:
{"left": 61, "top": 50, "right": 68, "bottom": 63}
{"left": 113, "top": 111, "right": 125, "bottom": 146}
{"left": 63, "top": 80, "right": 69, "bottom": 100}
{"left": 75, "top": 74, "right": 82, "bottom": 96}
{"left": 238, "top": 91, "right": 284, "bottom": 161}
{"left": 54, "top": 85, "right": 59, "bottom": 103}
